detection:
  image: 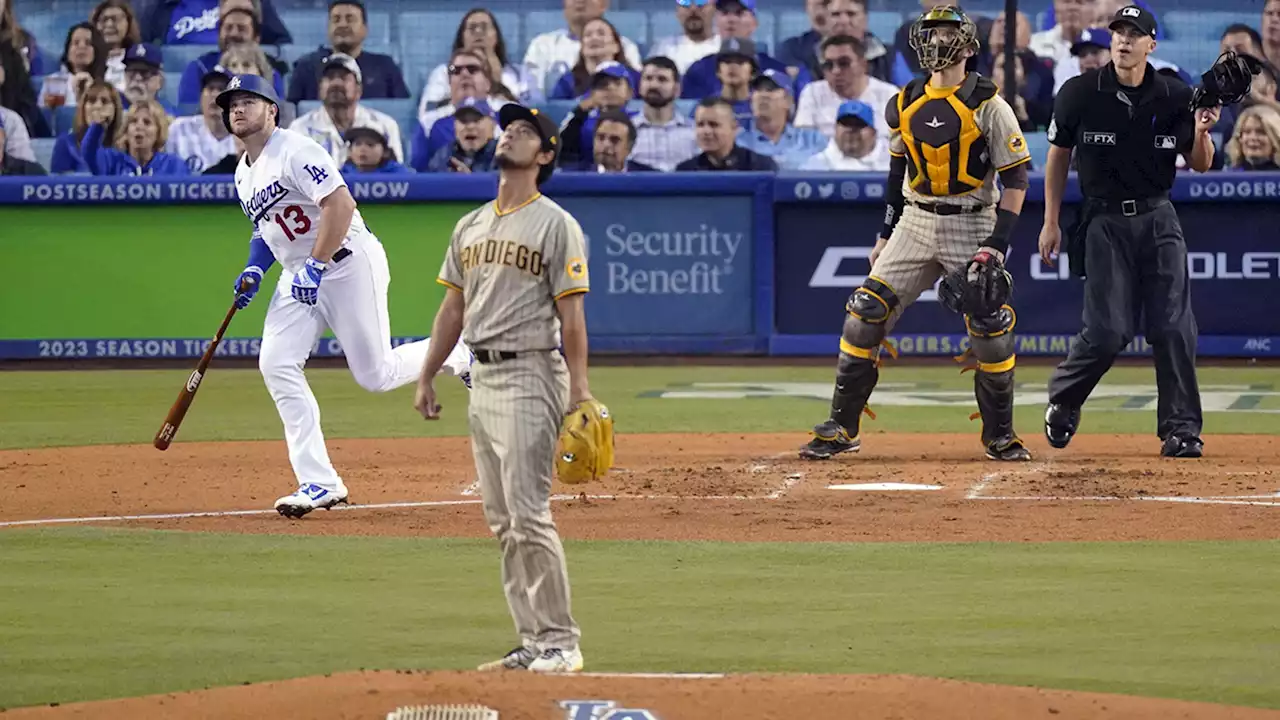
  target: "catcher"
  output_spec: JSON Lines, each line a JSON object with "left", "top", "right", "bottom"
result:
{"left": 800, "top": 5, "right": 1033, "bottom": 462}
{"left": 415, "top": 103, "right": 612, "bottom": 675}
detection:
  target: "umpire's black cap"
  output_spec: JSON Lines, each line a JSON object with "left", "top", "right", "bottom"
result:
{"left": 498, "top": 103, "right": 560, "bottom": 186}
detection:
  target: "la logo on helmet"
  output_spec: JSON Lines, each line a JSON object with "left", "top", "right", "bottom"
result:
{"left": 229, "top": 76, "right": 242, "bottom": 89}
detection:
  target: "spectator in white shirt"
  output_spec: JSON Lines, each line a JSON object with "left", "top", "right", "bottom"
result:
{"left": 801, "top": 99, "right": 890, "bottom": 170}
{"left": 548, "top": 17, "right": 640, "bottom": 100}
{"left": 1051, "top": 26, "right": 1110, "bottom": 92}
{"left": 650, "top": 0, "right": 720, "bottom": 74}
{"left": 39, "top": 23, "right": 108, "bottom": 110}
{"left": 795, "top": 35, "right": 898, "bottom": 138}
{"left": 1029, "top": 0, "right": 1095, "bottom": 71}
{"left": 0, "top": 106, "right": 36, "bottom": 163}
{"left": 523, "top": 0, "right": 642, "bottom": 96}
{"left": 290, "top": 52, "right": 403, "bottom": 166}
{"left": 630, "top": 56, "right": 698, "bottom": 171}
{"left": 166, "top": 66, "right": 239, "bottom": 173}
{"left": 422, "top": 9, "right": 539, "bottom": 108}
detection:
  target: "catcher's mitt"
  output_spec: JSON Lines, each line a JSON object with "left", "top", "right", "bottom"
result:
{"left": 556, "top": 399, "right": 615, "bottom": 485}
{"left": 938, "top": 250, "right": 1013, "bottom": 317}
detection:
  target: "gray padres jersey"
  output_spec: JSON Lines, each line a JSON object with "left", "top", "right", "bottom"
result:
{"left": 437, "top": 194, "right": 590, "bottom": 350}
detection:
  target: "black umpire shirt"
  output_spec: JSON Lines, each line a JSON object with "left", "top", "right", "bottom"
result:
{"left": 1048, "top": 62, "right": 1195, "bottom": 199}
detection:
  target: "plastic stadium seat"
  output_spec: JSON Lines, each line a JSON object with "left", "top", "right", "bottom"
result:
{"left": 1163, "top": 11, "right": 1249, "bottom": 42}
{"left": 777, "top": 11, "right": 811, "bottom": 46}
{"left": 610, "top": 11, "right": 649, "bottom": 49}
{"left": 868, "top": 12, "right": 901, "bottom": 43}
{"left": 539, "top": 100, "right": 579, "bottom": 126}
{"left": 755, "top": 11, "right": 777, "bottom": 53}
{"left": 398, "top": 11, "right": 464, "bottom": 91}
{"left": 524, "top": 11, "right": 568, "bottom": 42}
{"left": 162, "top": 72, "right": 184, "bottom": 103}
{"left": 163, "top": 45, "right": 218, "bottom": 72}
{"left": 32, "top": 138, "right": 57, "bottom": 172}
{"left": 1023, "top": 131, "right": 1049, "bottom": 170}
{"left": 22, "top": 11, "right": 82, "bottom": 59}
{"left": 1153, "top": 39, "right": 1214, "bottom": 79}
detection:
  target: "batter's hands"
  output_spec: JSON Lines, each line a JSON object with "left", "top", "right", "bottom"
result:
{"left": 414, "top": 379, "right": 441, "bottom": 419}
{"left": 869, "top": 237, "right": 888, "bottom": 268}
{"left": 1195, "top": 105, "right": 1221, "bottom": 133}
{"left": 1038, "top": 224, "right": 1062, "bottom": 267}
{"left": 233, "top": 266, "right": 265, "bottom": 309}
{"left": 291, "top": 257, "right": 326, "bottom": 305}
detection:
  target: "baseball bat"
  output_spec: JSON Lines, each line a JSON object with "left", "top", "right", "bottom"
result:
{"left": 153, "top": 282, "right": 248, "bottom": 451}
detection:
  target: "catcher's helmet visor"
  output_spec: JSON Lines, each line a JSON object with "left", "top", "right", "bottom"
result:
{"left": 909, "top": 6, "right": 979, "bottom": 72}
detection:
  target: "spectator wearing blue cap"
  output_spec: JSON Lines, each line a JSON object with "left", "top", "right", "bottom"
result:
{"left": 426, "top": 97, "right": 498, "bottom": 173}
{"left": 82, "top": 98, "right": 189, "bottom": 176}
{"left": 801, "top": 99, "right": 889, "bottom": 170}
{"left": 777, "top": 0, "right": 894, "bottom": 84}
{"left": 795, "top": 35, "right": 898, "bottom": 139}
{"left": 714, "top": 38, "right": 759, "bottom": 127}
{"left": 682, "top": 1, "right": 814, "bottom": 101}
{"left": 175, "top": 5, "right": 287, "bottom": 105}
{"left": 631, "top": 57, "right": 699, "bottom": 171}
{"left": 141, "top": 0, "right": 292, "bottom": 46}
{"left": 651, "top": 0, "right": 721, "bottom": 74}
{"left": 1051, "top": 26, "right": 1112, "bottom": 92}
{"left": 413, "top": 50, "right": 507, "bottom": 170}
{"left": 121, "top": 44, "right": 179, "bottom": 116}
{"left": 291, "top": 52, "right": 403, "bottom": 167}
{"left": 287, "top": 0, "right": 410, "bottom": 103}
{"left": 549, "top": 17, "right": 640, "bottom": 100}
{"left": 167, "top": 66, "right": 239, "bottom": 173}
{"left": 557, "top": 61, "right": 637, "bottom": 166}
{"left": 736, "top": 70, "right": 826, "bottom": 169}
{"left": 677, "top": 96, "right": 778, "bottom": 171}
{"left": 341, "top": 126, "right": 408, "bottom": 175}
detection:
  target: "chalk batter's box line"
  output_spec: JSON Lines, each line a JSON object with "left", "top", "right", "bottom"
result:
{"left": 968, "top": 466, "right": 1280, "bottom": 506}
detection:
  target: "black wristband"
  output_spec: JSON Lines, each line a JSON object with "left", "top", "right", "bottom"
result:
{"left": 880, "top": 155, "right": 908, "bottom": 239}
{"left": 985, "top": 208, "right": 1018, "bottom": 254}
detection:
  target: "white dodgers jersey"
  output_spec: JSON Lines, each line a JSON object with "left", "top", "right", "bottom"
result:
{"left": 234, "top": 128, "right": 373, "bottom": 273}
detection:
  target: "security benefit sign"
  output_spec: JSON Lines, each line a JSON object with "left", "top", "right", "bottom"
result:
{"left": 775, "top": 202, "right": 1280, "bottom": 339}
{"left": 559, "top": 196, "right": 754, "bottom": 335}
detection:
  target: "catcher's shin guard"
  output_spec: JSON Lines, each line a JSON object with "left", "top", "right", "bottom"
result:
{"left": 967, "top": 305, "right": 1028, "bottom": 459}
{"left": 829, "top": 278, "right": 897, "bottom": 435}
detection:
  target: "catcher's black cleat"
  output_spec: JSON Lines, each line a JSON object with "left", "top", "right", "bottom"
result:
{"left": 800, "top": 420, "right": 860, "bottom": 460}
{"left": 986, "top": 435, "right": 1032, "bottom": 461}
{"left": 1044, "top": 403, "right": 1080, "bottom": 449}
{"left": 1161, "top": 434, "right": 1204, "bottom": 458}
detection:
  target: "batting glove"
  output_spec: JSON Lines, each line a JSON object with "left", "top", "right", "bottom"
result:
{"left": 233, "top": 266, "right": 265, "bottom": 309}
{"left": 291, "top": 257, "right": 326, "bottom": 306}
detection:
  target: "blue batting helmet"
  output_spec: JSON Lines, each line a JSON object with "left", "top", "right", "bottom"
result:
{"left": 216, "top": 74, "right": 280, "bottom": 133}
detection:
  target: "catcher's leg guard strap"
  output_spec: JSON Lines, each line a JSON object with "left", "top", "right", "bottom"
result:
{"left": 967, "top": 305, "right": 1018, "bottom": 444}
{"left": 831, "top": 313, "right": 883, "bottom": 436}
{"left": 966, "top": 305, "right": 1017, "bottom": 372}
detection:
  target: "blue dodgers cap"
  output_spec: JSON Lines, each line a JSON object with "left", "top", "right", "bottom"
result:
{"left": 1071, "top": 27, "right": 1111, "bottom": 56}
{"left": 717, "top": 0, "right": 757, "bottom": 12}
{"left": 201, "top": 64, "right": 232, "bottom": 87}
{"left": 592, "top": 61, "right": 632, "bottom": 82}
{"left": 751, "top": 68, "right": 794, "bottom": 95}
{"left": 836, "top": 99, "right": 874, "bottom": 128}
{"left": 123, "top": 43, "right": 164, "bottom": 70}
{"left": 454, "top": 96, "right": 495, "bottom": 119}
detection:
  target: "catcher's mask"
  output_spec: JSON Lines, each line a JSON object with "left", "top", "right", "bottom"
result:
{"left": 1191, "top": 50, "right": 1264, "bottom": 109}
{"left": 909, "top": 5, "right": 980, "bottom": 73}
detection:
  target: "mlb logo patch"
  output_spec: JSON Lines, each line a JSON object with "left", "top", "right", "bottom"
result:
{"left": 1154, "top": 135, "right": 1176, "bottom": 149}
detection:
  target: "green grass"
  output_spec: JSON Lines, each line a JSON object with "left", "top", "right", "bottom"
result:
{"left": 0, "top": 529, "right": 1276, "bottom": 710}
{"left": 2, "top": 365, "right": 1279, "bottom": 449}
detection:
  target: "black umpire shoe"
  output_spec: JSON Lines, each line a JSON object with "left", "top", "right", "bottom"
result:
{"left": 1161, "top": 434, "right": 1204, "bottom": 458}
{"left": 1044, "top": 403, "right": 1080, "bottom": 449}
{"left": 800, "top": 420, "right": 860, "bottom": 460}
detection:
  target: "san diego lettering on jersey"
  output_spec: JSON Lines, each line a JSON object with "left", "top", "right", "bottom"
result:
{"left": 241, "top": 181, "right": 288, "bottom": 222}
{"left": 460, "top": 238, "right": 546, "bottom": 276}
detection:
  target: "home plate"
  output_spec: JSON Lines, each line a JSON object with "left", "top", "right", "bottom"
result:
{"left": 827, "top": 482, "right": 944, "bottom": 491}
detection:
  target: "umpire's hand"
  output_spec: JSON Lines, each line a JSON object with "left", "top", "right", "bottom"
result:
{"left": 1039, "top": 224, "right": 1062, "bottom": 267}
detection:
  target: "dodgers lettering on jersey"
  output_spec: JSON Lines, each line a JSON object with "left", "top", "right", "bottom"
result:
{"left": 234, "top": 128, "right": 373, "bottom": 273}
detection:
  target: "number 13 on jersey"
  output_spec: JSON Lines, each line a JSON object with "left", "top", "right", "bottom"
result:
{"left": 272, "top": 205, "right": 311, "bottom": 242}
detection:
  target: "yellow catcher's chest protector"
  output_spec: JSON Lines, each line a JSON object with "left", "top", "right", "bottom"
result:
{"left": 891, "top": 73, "right": 999, "bottom": 197}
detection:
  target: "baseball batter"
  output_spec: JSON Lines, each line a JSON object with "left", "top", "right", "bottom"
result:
{"left": 801, "top": 6, "right": 1034, "bottom": 462}
{"left": 217, "top": 75, "right": 474, "bottom": 518}
{"left": 415, "top": 104, "right": 592, "bottom": 674}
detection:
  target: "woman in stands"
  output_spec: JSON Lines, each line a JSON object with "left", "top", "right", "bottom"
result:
{"left": 51, "top": 80, "right": 121, "bottom": 173}
{"left": 549, "top": 17, "right": 639, "bottom": 100}
{"left": 0, "top": 0, "right": 43, "bottom": 135}
{"left": 81, "top": 97, "right": 188, "bottom": 175}
{"left": 422, "top": 9, "right": 538, "bottom": 108}
{"left": 92, "top": 0, "right": 141, "bottom": 93}
{"left": 40, "top": 23, "right": 109, "bottom": 110}
{"left": 1226, "top": 104, "right": 1280, "bottom": 172}
{"left": 0, "top": 0, "right": 41, "bottom": 75}
{"left": 219, "top": 42, "right": 273, "bottom": 80}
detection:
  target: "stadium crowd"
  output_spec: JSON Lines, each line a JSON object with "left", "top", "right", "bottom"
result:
{"left": 1, "top": 0, "right": 1278, "bottom": 177}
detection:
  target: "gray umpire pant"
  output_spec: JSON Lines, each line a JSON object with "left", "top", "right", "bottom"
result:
{"left": 1047, "top": 203, "right": 1202, "bottom": 439}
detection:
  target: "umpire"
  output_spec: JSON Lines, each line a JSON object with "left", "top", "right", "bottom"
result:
{"left": 1037, "top": 4, "right": 1219, "bottom": 458}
